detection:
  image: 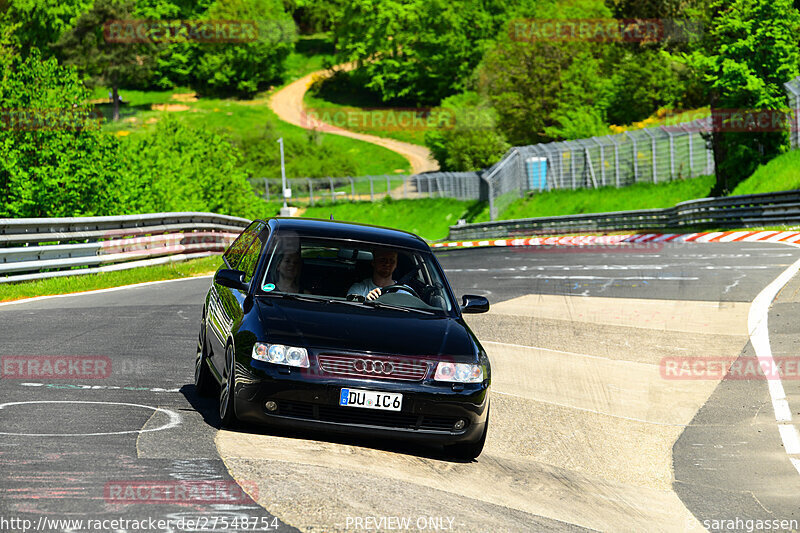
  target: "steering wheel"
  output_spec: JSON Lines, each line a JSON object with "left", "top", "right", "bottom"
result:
{"left": 380, "top": 284, "right": 420, "bottom": 299}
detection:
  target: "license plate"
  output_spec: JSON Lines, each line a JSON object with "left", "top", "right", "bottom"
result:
{"left": 339, "top": 388, "right": 402, "bottom": 411}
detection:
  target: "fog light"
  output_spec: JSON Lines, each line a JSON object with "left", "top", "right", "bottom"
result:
{"left": 453, "top": 419, "right": 466, "bottom": 431}
{"left": 265, "top": 401, "right": 278, "bottom": 412}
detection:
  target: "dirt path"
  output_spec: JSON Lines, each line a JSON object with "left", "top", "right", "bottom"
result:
{"left": 269, "top": 64, "right": 439, "bottom": 175}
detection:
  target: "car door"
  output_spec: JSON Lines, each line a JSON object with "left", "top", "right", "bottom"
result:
{"left": 207, "top": 222, "right": 263, "bottom": 375}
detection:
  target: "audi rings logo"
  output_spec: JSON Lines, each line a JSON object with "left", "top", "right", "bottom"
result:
{"left": 353, "top": 359, "right": 394, "bottom": 375}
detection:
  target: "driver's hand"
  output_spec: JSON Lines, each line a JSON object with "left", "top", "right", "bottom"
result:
{"left": 366, "top": 288, "right": 382, "bottom": 301}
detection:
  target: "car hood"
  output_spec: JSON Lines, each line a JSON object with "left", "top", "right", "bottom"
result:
{"left": 255, "top": 298, "right": 478, "bottom": 360}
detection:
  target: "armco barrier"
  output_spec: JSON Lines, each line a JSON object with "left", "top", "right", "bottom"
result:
{"left": 0, "top": 212, "right": 250, "bottom": 284}
{"left": 448, "top": 190, "right": 800, "bottom": 240}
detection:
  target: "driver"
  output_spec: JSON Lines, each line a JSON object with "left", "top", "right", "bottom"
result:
{"left": 347, "top": 248, "right": 402, "bottom": 301}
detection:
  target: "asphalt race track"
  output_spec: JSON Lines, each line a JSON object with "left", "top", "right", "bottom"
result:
{"left": 2, "top": 241, "right": 800, "bottom": 532}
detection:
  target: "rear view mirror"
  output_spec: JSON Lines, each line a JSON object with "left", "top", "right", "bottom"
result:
{"left": 461, "top": 295, "right": 489, "bottom": 314}
{"left": 215, "top": 269, "right": 249, "bottom": 292}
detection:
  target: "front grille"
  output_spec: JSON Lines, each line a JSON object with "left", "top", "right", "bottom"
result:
{"left": 317, "top": 354, "right": 430, "bottom": 381}
{"left": 274, "top": 401, "right": 465, "bottom": 433}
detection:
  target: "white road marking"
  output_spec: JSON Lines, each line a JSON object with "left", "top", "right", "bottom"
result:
{"left": 747, "top": 246, "right": 800, "bottom": 467}
{"left": 0, "top": 275, "right": 213, "bottom": 308}
{"left": 0, "top": 400, "right": 181, "bottom": 436}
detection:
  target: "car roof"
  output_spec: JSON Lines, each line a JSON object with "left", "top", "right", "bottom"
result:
{"left": 264, "top": 217, "right": 430, "bottom": 252}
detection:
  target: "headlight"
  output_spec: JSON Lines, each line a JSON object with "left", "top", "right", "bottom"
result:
{"left": 433, "top": 362, "right": 483, "bottom": 383}
{"left": 252, "top": 343, "right": 309, "bottom": 368}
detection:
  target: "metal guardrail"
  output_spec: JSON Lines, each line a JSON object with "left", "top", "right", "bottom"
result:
{"left": 0, "top": 212, "right": 250, "bottom": 284}
{"left": 448, "top": 190, "right": 800, "bottom": 240}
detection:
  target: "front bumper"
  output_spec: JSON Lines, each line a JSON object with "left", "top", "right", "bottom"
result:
{"left": 233, "top": 362, "right": 490, "bottom": 445}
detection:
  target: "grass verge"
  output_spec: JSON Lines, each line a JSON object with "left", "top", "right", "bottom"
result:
{"left": 487, "top": 175, "right": 716, "bottom": 221}
{"left": 300, "top": 198, "right": 485, "bottom": 241}
{"left": 731, "top": 150, "right": 800, "bottom": 195}
{"left": 0, "top": 255, "right": 223, "bottom": 303}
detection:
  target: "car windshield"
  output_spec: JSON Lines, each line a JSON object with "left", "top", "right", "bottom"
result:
{"left": 259, "top": 233, "right": 455, "bottom": 314}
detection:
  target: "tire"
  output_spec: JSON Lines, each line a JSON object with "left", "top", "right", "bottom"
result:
{"left": 445, "top": 407, "right": 489, "bottom": 461}
{"left": 219, "top": 343, "right": 238, "bottom": 428}
{"left": 194, "top": 320, "right": 215, "bottom": 397}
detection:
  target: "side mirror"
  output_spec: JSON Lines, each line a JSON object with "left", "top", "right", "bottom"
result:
{"left": 215, "top": 269, "right": 249, "bottom": 292}
{"left": 461, "top": 295, "right": 489, "bottom": 314}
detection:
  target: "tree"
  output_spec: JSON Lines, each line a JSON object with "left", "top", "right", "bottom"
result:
{"left": 0, "top": 50, "right": 123, "bottom": 217}
{"left": 56, "top": 0, "right": 157, "bottom": 121}
{"left": 334, "top": 0, "right": 509, "bottom": 105}
{"left": 0, "top": 0, "right": 91, "bottom": 57}
{"left": 191, "top": 0, "right": 296, "bottom": 97}
{"left": 683, "top": 0, "right": 800, "bottom": 194}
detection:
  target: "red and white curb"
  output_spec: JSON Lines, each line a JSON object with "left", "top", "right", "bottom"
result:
{"left": 432, "top": 230, "right": 800, "bottom": 249}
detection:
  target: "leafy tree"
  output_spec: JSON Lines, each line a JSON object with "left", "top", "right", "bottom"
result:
{"left": 334, "top": 0, "right": 509, "bottom": 105}
{"left": 286, "top": 0, "right": 347, "bottom": 33}
{"left": 424, "top": 92, "right": 510, "bottom": 171}
{"left": 0, "top": 0, "right": 91, "bottom": 57}
{"left": 117, "top": 116, "right": 265, "bottom": 218}
{"left": 681, "top": 0, "right": 800, "bottom": 194}
{"left": 0, "top": 50, "right": 123, "bottom": 217}
{"left": 191, "top": 0, "right": 296, "bottom": 97}
{"left": 56, "top": 0, "right": 157, "bottom": 121}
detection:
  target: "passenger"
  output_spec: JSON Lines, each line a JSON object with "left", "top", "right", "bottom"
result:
{"left": 274, "top": 251, "right": 303, "bottom": 293}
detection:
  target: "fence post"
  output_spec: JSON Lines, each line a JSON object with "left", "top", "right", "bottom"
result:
{"left": 663, "top": 127, "right": 675, "bottom": 179}
{"left": 681, "top": 125, "right": 693, "bottom": 178}
{"left": 370, "top": 177, "right": 374, "bottom": 202}
{"left": 385, "top": 175, "right": 391, "bottom": 197}
{"left": 625, "top": 131, "right": 638, "bottom": 182}
{"left": 569, "top": 143, "right": 577, "bottom": 189}
{"left": 329, "top": 177, "right": 335, "bottom": 202}
{"left": 642, "top": 128, "right": 657, "bottom": 183}
{"left": 307, "top": 178, "right": 314, "bottom": 206}
{"left": 349, "top": 177, "right": 355, "bottom": 200}
{"left": 264, "top": 178, "right": 270, "bottom": 201}
{"left": 591, "top": 137, "right": 605, "bottom": 187}
{"left": 403, "top": 176, "right": 408, "bottom": 198}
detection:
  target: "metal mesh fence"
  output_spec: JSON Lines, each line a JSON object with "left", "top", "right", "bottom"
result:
{"left": 481, "top": 119, "right": 715, "bottom": 220}
{"left": 250, "top": 172, "right": 482, "bottom": 206}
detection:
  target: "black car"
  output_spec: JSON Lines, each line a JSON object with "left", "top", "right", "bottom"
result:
{"left": 195, "top": 217, "right": 491, "bottom": 459}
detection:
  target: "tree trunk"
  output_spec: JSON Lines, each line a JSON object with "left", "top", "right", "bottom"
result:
{"left": 112, "top": 85, "right": 120, "bottom": 122}
{"left": 709, "top": 95, "right": 728, "bottom": 197}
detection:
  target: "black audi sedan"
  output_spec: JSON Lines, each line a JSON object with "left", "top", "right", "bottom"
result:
{"left": 195, "top": 217, "right": 491, "bottom": 459}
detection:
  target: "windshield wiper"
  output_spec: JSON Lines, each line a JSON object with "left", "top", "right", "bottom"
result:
{"left": 364, "top": 300, "right": 436, "bottom": 315}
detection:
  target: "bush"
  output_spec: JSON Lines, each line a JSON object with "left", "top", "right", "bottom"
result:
{"left": 0, "top": 50, "right": 124, "bottom": 217}
{"left": 190, "top": 0, "right": 296, "bottom": 97}
{"left": 424, "top": 92, "right": 509, "bottom": 171}
{"left": 117, "top": 116, "right": 266, "bottom": 218}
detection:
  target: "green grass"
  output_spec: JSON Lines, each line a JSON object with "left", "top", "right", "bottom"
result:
{"left": 0, "top": 255, "right": 224, "bottom": 303}
{"left": 490, "top": 175, "right": 716, "bottom": 220}
{"left": 732, "top": 150, "right": 800, "bottom": 195}
{"left": 283, "top": 33, "right": 336, "bottom": 84}
{"left": 304, "top": 93, "right": 428, "bottom": 146}
{"left": 300, "top": 198, "right": 486, "bottom": 241}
